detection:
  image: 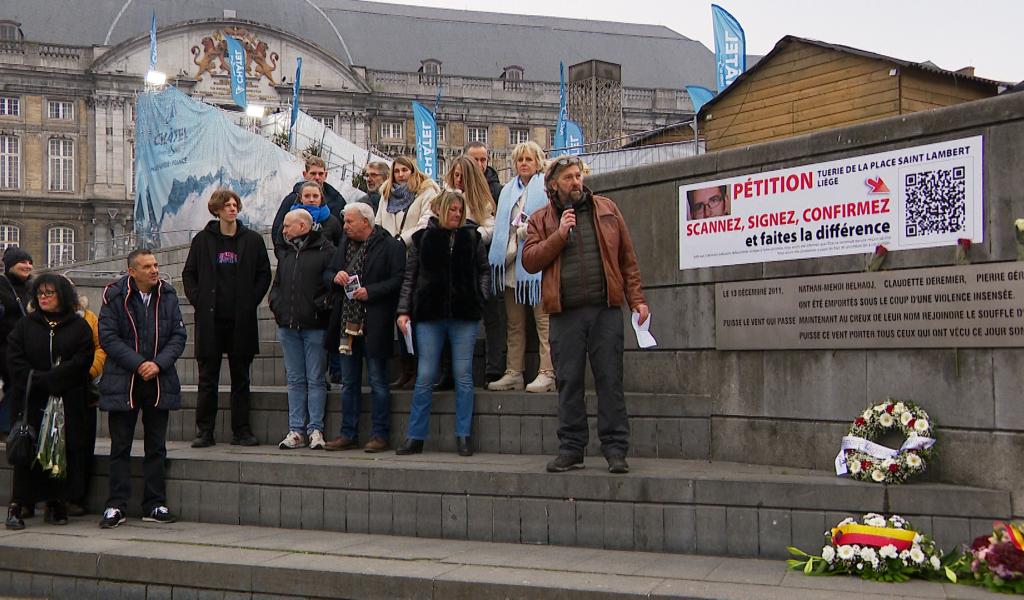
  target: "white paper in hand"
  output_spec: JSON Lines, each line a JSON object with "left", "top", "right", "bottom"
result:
{"left": 402, "top": 321, "right": 415, "bottom": 355}
{"left": 631, "top": 312, "right": 657, "bottom": 349}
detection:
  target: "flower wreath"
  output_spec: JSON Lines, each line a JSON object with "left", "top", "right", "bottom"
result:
{"left": 788, "top": 513, "right": 955, "bottom": 583}
{"left": 834, "top": 399, "right": 936, "bottom": 484}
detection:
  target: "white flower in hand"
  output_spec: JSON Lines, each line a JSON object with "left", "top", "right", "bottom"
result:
{"left": 822, "top": 545, "right": 836, "bottom": 563}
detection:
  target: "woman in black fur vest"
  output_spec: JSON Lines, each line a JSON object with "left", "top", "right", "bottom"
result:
{"left": 395, "top": 190, "right": 490, "bottom": 457}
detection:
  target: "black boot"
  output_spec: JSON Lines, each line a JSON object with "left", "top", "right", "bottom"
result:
{"left": 5, "top": 504, "right": 24, "bottom": 530}
{"left": 395, "top": 438, "right": 424, "bottom": 455}
{"left": 391, "top": 356, "right": 416, "bottom": 390}
{"left": 44, "top": 500, "right": 68, "bottom": 525}
{"left": 456, "top": 436, "right": 473, "bottom": 457}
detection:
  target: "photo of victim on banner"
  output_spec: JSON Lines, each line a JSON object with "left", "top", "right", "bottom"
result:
{"left": 678, "top": 136, "right": 983, "bottom": 270}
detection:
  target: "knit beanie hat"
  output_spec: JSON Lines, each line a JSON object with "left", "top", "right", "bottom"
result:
{"left": 2, "top": 246, "right": 33, "bottom": 273}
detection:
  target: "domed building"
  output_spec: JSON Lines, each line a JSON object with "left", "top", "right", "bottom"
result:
{"left": 0, "top": 0, "right": 714, "bottom": 265}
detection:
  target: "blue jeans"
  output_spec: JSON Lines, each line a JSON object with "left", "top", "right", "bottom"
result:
{"left": 339, "top": 337, "right": 391, "bottom": 440}
{"left": 277, "top": 327, "right": 327, "bottom": 434}
{"left": 408, "top": 319, "right": 479, "bottom": 440}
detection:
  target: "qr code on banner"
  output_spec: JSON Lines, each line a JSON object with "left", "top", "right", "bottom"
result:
{"left": 903, "top": 166, "right": 966, "bottom": 237}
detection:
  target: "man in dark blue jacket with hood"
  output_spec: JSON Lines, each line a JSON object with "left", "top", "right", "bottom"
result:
{"left": 270, "top": 156, "right": 347, "bottom": 256}
{"left": 97, "top": 249, "right": 187, "bottom": 528}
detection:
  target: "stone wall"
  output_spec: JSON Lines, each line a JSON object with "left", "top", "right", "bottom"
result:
{"left": 587, "top": 91, "right": 1024, "bottom": 515}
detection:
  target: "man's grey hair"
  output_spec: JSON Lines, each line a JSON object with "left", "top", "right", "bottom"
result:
{"left": 464, "top": 140, "right": 488, "bottom": 154}
{"left": 285, "top": 208, "right": 313, "bottom": 227}
{"left": 365, "top": 161, "right": 390, "bottom": 175}
{"left": 343, "top": 201, "right": 375, "bottom": 223}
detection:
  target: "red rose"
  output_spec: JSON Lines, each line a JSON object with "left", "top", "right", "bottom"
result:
{"left": 855, "top": 417, "right": 866, "bottom": 426}
{"left": 889, "top": 463, "right": 900, "bottom": 473}
{"left": 907, "top": 418, "right": 916, "bottom": 428}
{"left": 885, "top": 404, "right": 894, "bottom": 414}
{"left": 861, "top": 460, "right": 873, "bottom": 470}
{"left": 874, "top": 244, "right": 888, "bottom": 255}
{"left": 958, "top": 238, "right": 972, "bottom": 250}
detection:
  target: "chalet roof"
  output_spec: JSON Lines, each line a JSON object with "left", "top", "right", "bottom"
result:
{"left": 699, "top": 35, "right": 1005, "bottom": 115}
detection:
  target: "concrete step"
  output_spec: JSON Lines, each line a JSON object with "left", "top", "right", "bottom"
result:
{"left": 1, "top": 441, "right": 1008, "bottom": 560}
{"left": 99, "top": 386, "right": 713, "bottom": 460}
{"left": 0, "top": 520, "right": 999, "bottom": 600}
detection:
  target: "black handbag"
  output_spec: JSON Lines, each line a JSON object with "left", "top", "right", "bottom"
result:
{"left": 5, "top": 369, "right": 36, "bottom": 467}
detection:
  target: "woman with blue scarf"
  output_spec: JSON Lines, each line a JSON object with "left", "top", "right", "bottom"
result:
{"left": 290, "top": 181, "right": 343, "bottom": 246}
{"left": 487, "top": 142, "right": 555, "bottom": 393}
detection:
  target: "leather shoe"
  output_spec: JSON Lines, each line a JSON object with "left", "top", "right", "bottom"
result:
{"left": 191, "top": 431, "right": 215, "bottom": 448}
{"left": 325, "top": 436, "right": 358, "bottom": 451}
{"left": 606, "top": 455, "right": 630, "bottom": 474}
{"left": 433, "top": 372, "right": 454, "bottom": 391}
{"left": 231, "top": 432, "right": 259, "bottom": 446}
{"left": 456, "top": 436, "right": 473, "bottom": 457}
{"left": 395, "top": 438, "right": 424, "bottom": 455}
{"left": 363, "top": 436, "right": 389, "bottom": 453}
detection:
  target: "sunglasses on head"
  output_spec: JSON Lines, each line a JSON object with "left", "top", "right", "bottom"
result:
{"left": 554, "top": 156, "right": 582, "bottom": 168}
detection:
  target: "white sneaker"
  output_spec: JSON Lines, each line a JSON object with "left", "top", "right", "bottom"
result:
{"left": 487, "top": 371, "right": 524, "bottom": 391}
{"left": 526, "top": 371, "right": 556, "bottom": 393}
{"left": 278, "top": 431, "right": 306, "bottom": 450}
{"left": 308, "top": 430, "right": 326, "bottom": 450}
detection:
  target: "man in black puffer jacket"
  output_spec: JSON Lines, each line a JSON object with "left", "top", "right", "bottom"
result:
{"left": 269, "top": 209, "right": 336, "bottom": 451}
{"left": 98, "top": 249, "right": 187, "bottom": 529}
{"left": 0, "top": 247, "right": 33, "bottom": 438}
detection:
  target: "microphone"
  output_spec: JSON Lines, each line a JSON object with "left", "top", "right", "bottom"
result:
{"left": 566, "top": 200, "right": 575, "bottom": 239}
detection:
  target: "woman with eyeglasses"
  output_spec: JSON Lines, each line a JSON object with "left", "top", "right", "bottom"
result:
{"left": 394, "top": 190, "right": 490, "bottom": 457}
{"left": 5, "top": 274, "right": 94, "bottom": 530}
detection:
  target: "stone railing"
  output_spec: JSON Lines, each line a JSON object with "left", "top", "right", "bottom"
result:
{"left": 366, "top": 69, "right": 691, "bottom": 111}
{"left": 0, "top": 40, "right": 92, "bottom": 68}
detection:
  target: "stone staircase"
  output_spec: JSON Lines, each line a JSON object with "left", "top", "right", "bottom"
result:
{"left": 1, "top": 239, "right": 1012, "bottom": 599}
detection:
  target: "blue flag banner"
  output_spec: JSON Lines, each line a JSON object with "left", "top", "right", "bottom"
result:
{"left": 685, "top": 85, "right": 716, "bottom": 113}
{"left": 564, "top": 120, "right": 584, "bottom": 156}
{"left": 225, "top": 35, "right": 248, "bottom": 109}
{"left": 552, "top": 61, "right": 570, "bottom": 157}
{"left": 412, "top": 101, "right": 437, "bottom": 180}
{"left": 148, "top": 11, "right": 157, "bottom": 72}
{"left": 289, "top": 57, "right": 303, "bottom": 147}
{"left": 134, "top": 86, "right": 305, "bottom": 248}
{"left": 712, "top": 4, "right": 745, "bottom": 92}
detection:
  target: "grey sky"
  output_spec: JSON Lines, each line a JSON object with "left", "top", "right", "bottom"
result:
{"left": 368, "top": 0, "right": 1023, "bottom": 83}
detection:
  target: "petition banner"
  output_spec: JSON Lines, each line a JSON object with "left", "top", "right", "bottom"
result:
{"left": 678, "top": 136, "right": 983, "bottom": 270}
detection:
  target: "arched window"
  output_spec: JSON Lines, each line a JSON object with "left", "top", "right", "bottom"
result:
{"left": 47, "top": 226, "right": 75, "bottom": 267}
{"left": 501, "top": 66, "right": 524, "bottom": 90}
{"left": 0, "top": 21, "right": 22, "bottom": 41}
{"left": 419, "top": 59, "right": 442, "bottom": 85}
{"left": 0, "top": 224, "right": 19, "bottom": 254}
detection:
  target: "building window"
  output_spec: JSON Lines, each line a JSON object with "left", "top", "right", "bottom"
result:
{"left": 467, "top": 126, "right": 488, "bottom": 144}
{"left": 313, "top": 115, "right": 336, "bottom": 131}
{"left": 437, "top": 156, "right": 446, "bottom": 177}
{"left": 129, "top": 142, "right": 136, "bottom": 194}
{"left": 380, "top": 121, "right": 404, "bottom": 141}
{"left": 0, "top": 136, "right": 18, "bottom": 189}
{"left": 501, "top": 66, "right": 524, "bottom": 91}
{"left": 549, "top": 128, "right": 558, "bottom": 146}
{"left": 0, "top": 22, "right": 21, "bottom": 41}
{"left": 436, "top": 123, "right": 447, "bottom": 144}
{"left": 48, "top": 100, "right": 75, "bottom": 120}
{"left": 48, "top": 138, "right": 74, "bottom": 191}
{"left": 0, "top": 97, "right": 18, "bottom": 116}
{"left": 419, "top": 59, "right": 442, "bottom": 85}
{"left": 509, "top": 128, "right": 530, "bottom": 146}
{"left": 0, "top": 225, "right": 18, "bottom": 254}
{"left": 48, "top": 226, "right": 75, "bottom": 267}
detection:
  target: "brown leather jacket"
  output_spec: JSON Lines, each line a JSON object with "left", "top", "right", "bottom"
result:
{"left": 522, "top": 189, "right": 646, "bottom": 315}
